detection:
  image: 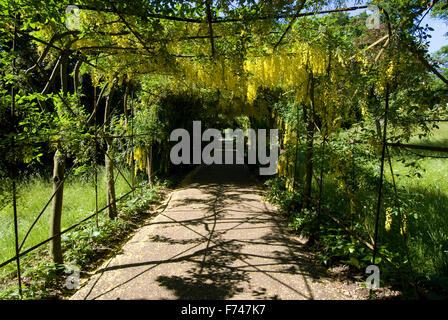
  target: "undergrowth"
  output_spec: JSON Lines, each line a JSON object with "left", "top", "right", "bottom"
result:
{"left": 264, "top": 174, "right": 448, "bottom": 299}
{"left": 0, "top": 182, "right": 162, "bottom": 300}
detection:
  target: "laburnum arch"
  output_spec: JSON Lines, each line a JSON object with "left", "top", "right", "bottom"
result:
{"left": 1, "top": 0, "right": 447, "bottom": 298}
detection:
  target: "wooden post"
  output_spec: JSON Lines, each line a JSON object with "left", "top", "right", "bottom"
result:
{"left": 49, "top": 53, "right": 69, "bottom": 265}
{"left": 49, "top": 149, "right": 66, "bottom": 264}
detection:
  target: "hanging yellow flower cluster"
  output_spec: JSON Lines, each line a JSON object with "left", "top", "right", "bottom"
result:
{"left": 385, "top": 207, "right": 408, "bottom": 234}
{"left": 328, "top": 150, "right": 358, "bottom": 214}
{"left": 173, "top": 42, "right": 335, "bottom": 119}
{"left": 356, "top": 55, "right": 371, "bottom": 76}
{"left": 244, "top": 43, "right": 329, "bottom": 104}
{"left": 180, "top": 57, "right": 244, "bottom": 95}
{"left": 277, "top": 122, "right": 299, "bottom": 192}
{"left": 400, "top": 212, "right": 407, "bottom": 235}
{"left": 376, "top": 59, "right": 396, "bottom": 94}
{"left": 385, "top": 207, "right": 393, "bottom": 232}
{"left": 277, "top": 155, "right": 296, "bottom": 192}
{"left": 349, "top": 190, "right": 356, "bottom": 215}
{"left": 329, "top": 151, "right": 351, "bottom": 183}
{"left": 127, "top": 147, "right": 147, "bottom": 176}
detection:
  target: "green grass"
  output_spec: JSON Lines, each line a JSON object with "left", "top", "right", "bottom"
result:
{"left": 414, "top": 122, "right": 448, "bottom": 149}
{"left": 387, "top": 123, "right": 448, "bottom": 276}
{"left": 274, "top": 122, "right": 448, "bottom": 283}
{"left": 0, "top": 166, "right": 133, "bottom": 275}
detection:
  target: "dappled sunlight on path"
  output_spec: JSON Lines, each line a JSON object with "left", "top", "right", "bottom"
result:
{"left": 71, "top": 163, "right": 362, "bottom": 300}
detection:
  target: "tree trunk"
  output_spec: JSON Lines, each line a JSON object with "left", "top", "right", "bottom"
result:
{"left": 123, "top": 82, "right": 129, "bottom": 123}
{"left": 292, "top": 105, "right": 300, "bottom": 191}
{"left": 303, "top": 74, "right": 315, "bottom": 210}
{"left": 164, "top": 145, "right": 170, "bottom": 174}
{"left": 73, "top": 60, "right": 81, "bottom": 95}
{"left": 303, "top": 110, "right": 314, "bottom": 208}
{"left": 49, "top": 149, "right": 65, "bottom": 264}
{"left": 146, "top": 145, "right": 154, "bottom": 186}
{"left": 304, "top": 73, "right": 318, "bottom": 245}
{"left": 104, "top": 80, "right": 118, "bottom": 219}
{"left": 105, "top": 143, "right": 118, "bottom": 219}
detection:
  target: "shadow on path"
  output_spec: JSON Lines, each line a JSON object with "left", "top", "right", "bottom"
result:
{"left": 71, "top": 164, "right": 359, "bottom": 300}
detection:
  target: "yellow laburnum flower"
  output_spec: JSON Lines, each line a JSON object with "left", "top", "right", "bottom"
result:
{"left": 386, "top": 60, "right": 395, "bottom": 82}
{"left": 385, "top": 207, "right": 393, "bottom": 232}
{"left": 361, "top": 105, "right": 367, "bottom": 117}
{"left": 247, "top": 83, "right": 257, "bottom": 103}
{"left": 133, "top": 148, "right": 147, "bottom": 174}
{"left": 400, "top": 212, "right": 407, "bottom": 235}
{"left": 349, "top": 196, "right": 356, "bottom": 215}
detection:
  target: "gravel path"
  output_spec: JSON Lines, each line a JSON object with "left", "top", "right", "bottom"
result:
{"left": 71, "top": 163, "right": 364, "bottom": 300}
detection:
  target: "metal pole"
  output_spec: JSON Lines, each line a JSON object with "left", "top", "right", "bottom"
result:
{"left": 317, "top": 136, "right": 326, "bottom": 229}
{"left": 0, "top": 187, "right": 138, "bottom": 270}
{"left": 10, "top": 13, "right": 23, "bottom": 298}
{"left": 130, "top": 89, "right": 135, "bottom": 196}
{"left": 386, "top": 147, "right": 419, "bottom": 298}
{"left": 94, "top": 80, "right": 99, "bottom": 228}
{"left": 370, "top": 82, "right": 389, "bottom": 298}
{"left": 292, "top": 106, "right": 299, "bottom": 192}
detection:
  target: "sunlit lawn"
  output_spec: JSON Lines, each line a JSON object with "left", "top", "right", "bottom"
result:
{"left": 0, "top": 167, "right": 133, "bottom": 275}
